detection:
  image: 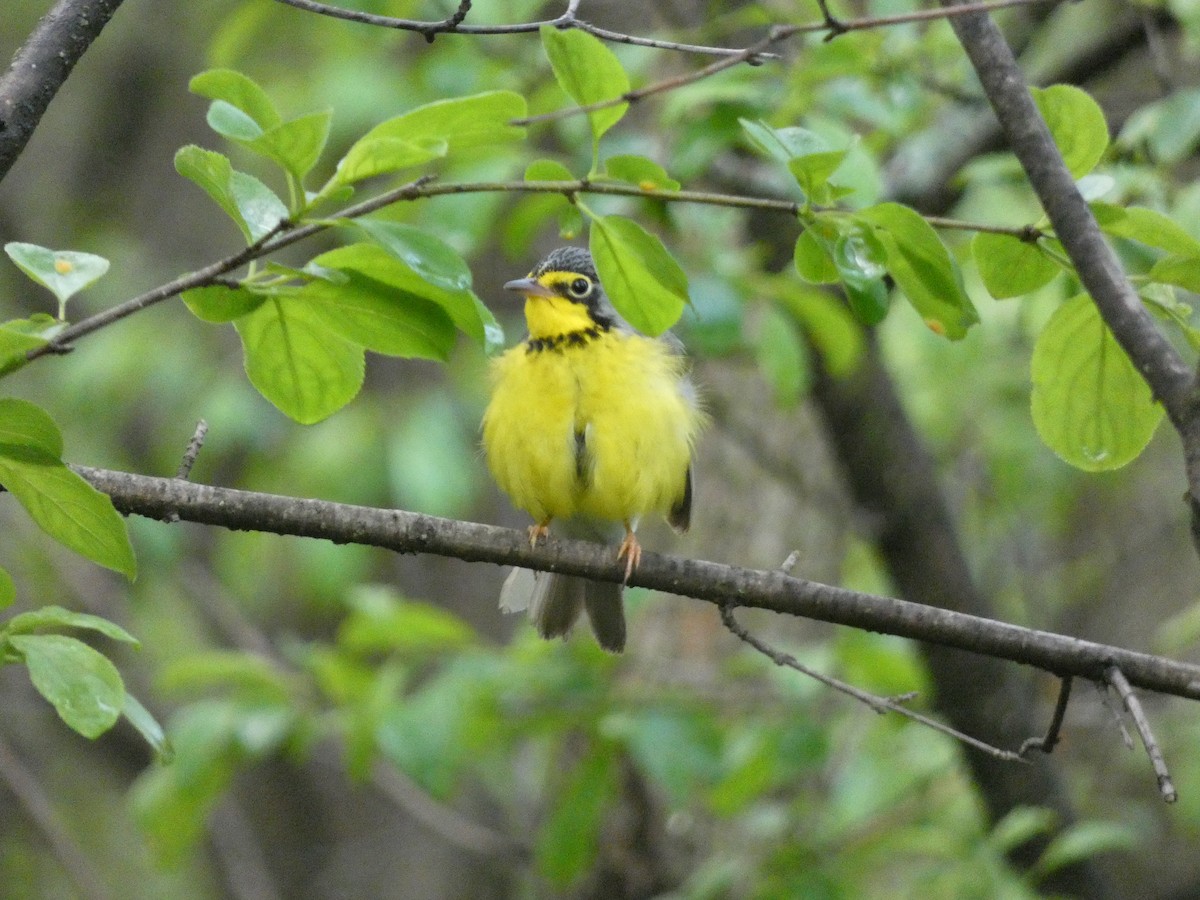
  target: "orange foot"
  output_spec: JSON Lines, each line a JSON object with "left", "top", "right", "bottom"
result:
{"left": 528, "top": 520, "right": 551, "bottom": 548}
{"left": 617, "top": 527, "right": 642, "bottom": 584}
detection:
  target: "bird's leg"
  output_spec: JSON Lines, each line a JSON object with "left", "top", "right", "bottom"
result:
{"left": 617, "top": 524, "right": 642, "bottom": 583}
{"left": 528, "top": 519, "right": 551, "bottom": 548}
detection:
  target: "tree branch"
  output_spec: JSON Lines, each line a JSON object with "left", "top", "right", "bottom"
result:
{"left": 271, "top": 0, "right": 778, "bottom": 59}
{"left": 19, "top": 175, "right": 1036, "bottom": 367}
{"left": 0, "top": 0, "right": 126, "bottom": 184}
{"left": 1105, "top": 666, "right": 1178, "bottom": 803}
{"left": 73, "top": 465, "right": 1200, "bottom": 704}
{"left": 720, "top": 603, "right": 1026, "bottom": 761}
{"left": 941, "top": 1, "right": 1200, "bottom": 550}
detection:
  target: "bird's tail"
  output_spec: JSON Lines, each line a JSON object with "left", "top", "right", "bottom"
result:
{"left": 499, "top": 568, "right": 626, "bottom": 653}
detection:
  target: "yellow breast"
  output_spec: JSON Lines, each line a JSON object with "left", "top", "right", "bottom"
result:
{"left": 482, "top": 329, "right": 699, "bottom": 528}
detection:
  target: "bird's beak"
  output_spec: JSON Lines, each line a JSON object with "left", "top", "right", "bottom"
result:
{"left": 503, "top": 276, "right": 557, "bottom": 299}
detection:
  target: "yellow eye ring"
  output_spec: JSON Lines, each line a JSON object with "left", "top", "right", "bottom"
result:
{"left": 567, "top": 276, "right": 592, "bottom": 298}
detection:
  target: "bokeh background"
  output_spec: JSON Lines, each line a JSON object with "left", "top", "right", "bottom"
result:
{"left": 3, "top": 1, "right": 1200, "bottom": 897}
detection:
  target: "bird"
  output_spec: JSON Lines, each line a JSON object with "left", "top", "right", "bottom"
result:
{"left": 481, "top": 246, "right": 702, "bottom": 652}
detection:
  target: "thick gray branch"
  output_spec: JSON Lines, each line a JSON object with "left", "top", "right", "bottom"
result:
{"left": 941, "top": 2, "right": 1200, "bottom": 528}
{"left": 0, "top": 0, "right": 125, "bottom": 183}
{"left": 76, "top": 466, "right": 1200, "bottom": 703}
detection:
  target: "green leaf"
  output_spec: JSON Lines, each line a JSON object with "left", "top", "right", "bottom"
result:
{"left": 251, "top": 111, "right": 333, "bottom": 185}
{"left": 788, "top": 149, "right": 850, "bottom": 205}
{"left": 206, "top": 99, "right": 264, "bottom": 141}
{"left": 541, "top": 25, "right": 630, "bottom": 149}
{"left": 352, "top": 221, "right": 472, "bottom": 294}
{"left": 0, "top": 314, "right": 66, "bottom": 376}
{"left": 338, "top": 592, "right": 475, "bottom": 655}
{"left": 189, "top": 69, "right": 282, "bottom": 131}
{"left": 123, "top": 692, "right": 173, "bottom": 762}
{"left": 333, "top": 137, "right": 446, "bottom": 187}
{"left": 0, "top": 397, "right": 64, "bottom": 456}
{"left": 831, "top": 223, "right": 890, "bottom": 326}
{"left": 775, "top": 283, "right": 864, "bottom": 378}
{"left": 1032, "top": 84, "right": 1109, "bottom": 178}
{"left": 755, "top": 306, "right": 809, "bottom": 407}
{"left": 536, "top": 746, "right": 618, "bottom": 887}
{"left": 972, "top": 232, "right": 1060, "bottom": 299}
{"left": 1091, "top": 203, "right": 1200, "bottom": 257}
{"left": 0, "top": 417, "right": 136, "bottom": 578}
{"left": 1034, "top": 821, "right": 1136, "bottom": 876}
{"left": 5, "top": 242, "right": 110, "bottom": 307}
{"left": 1031, "top": 294, "right": 1164, "bottom": 470}
{"left": 175, "top": 146, "right": 288, "bottom": 242}
{"left": 234, "top": 296, "right": 365, "bottom": 424}
{"left": 9, "top": 634, "right": 124, "bottom": 738}
{"left": 6, "top": 605, "right": 139, "bottom": 645}
{"left": 333, "top": 91, "right": 525, "bottom": 186}
{"left": 603, "top": 154, "right": 680, "bottom": 191}
{"left": 794, "top": 229, "right": 839, "bottom": 284}
{"left": 858, "top": 202, "right": 978, "bottom": 339}
{"left": 181, "top": 284, "right": 265, "bottom": 323}
{"left": 738, "top": 119, "right": 847, "bottom": 202}
{"left": 739, "top": 118, "right": 829, "bottom": 165}
{"left": 1149, "top": 255, "right": 1200, "bottom": 292}
{"left": 0, "top": 568, "right": 13, "bottom": 610}
{"left": 296, "top": 272, "right": 456, "bottom": 360}
{"left": 525, "top": 158, "right": 575, "bottom": 182}
{"left": 988, "top": 806, "right": 1057, "bottom": 854}
{"left": 310, "top": 241, "right": 483, "bottom": 349}
{"left": 159, "top": 650, "right": 292, "bottom": 701}
{"left": 589, "top": 216, "right": 688, "bottom": 335}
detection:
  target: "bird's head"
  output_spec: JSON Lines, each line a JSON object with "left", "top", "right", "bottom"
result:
{"left": 505, "top": 247, "right": 617, "bottom": 340}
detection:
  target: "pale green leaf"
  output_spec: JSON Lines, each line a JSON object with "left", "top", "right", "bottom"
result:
{"left": 858, "top": 202, "right": 978, "bottom": 338}
{"left": 972, "top": 231, "right": 1060, "bottom": 299}
{"left": 234, "top": 296, "right": 365, "bottom": 424}
{"left": 1031, "top": 294, "right": 1164, "bottom": 470}
{"left": 10, "top": 634, "right": 124, "bottom": 738}
{"left": 0, "top": 397, "right": 64, "bottom": 456}
{"left": 5, "top": 242, "right": 110, "bottom": 305}
{"left": 6, "top": 605, "right": 139, "bottom": 644}
{"left": 589, "top": 216, "right": 688, "bottom": 335}
{"left": 1032, "top": 84, "right": 1109, "bottom": 178}
{"left": 0, "top": 446, "right": 136, "bottom": 578}
{"left": 603, "top": 154, "right": 680, "bottom": 191}
{"left": 181, "top": 285, "right": 265, "bottom": 323}
{"left": 189, "top": 69, "right": 282, "bottom": 130}
{"left": 542, "top": 26, "right": 629, "bottom": 147}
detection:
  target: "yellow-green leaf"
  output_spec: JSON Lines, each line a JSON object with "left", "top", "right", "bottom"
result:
{"left": 1031, "top": 294, "right": 1163, "bottom": 470}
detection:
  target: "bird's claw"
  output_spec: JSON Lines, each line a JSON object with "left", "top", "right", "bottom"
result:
{"left": 617, "top": 530, "right": 642, "bottom": 584}
{"left": 528, "top": 522, "right": 551, "bottom": 548}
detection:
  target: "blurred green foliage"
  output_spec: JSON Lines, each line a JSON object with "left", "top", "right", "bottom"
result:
{"left": 1, "top": 0, "right": 1198, "bottom": 897}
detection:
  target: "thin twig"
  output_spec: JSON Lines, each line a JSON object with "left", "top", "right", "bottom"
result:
{"left": 1105, "top": 666, "right": 1178, "bottom": 803}
{"left": 513, "top": 0, "right": 1066, "bottom": 127}
{"left": 271, "top": 0, "right": 777, "bottom": 59}
{"left": 719, "top": 603, "right": 1026, "bottom": 762}
{"left": 0, "top": 732, "right": 111, "bottom": 900}
{"left": 1096, "top": 679, "right": 1135, "bottom": 750}
{"left": 175, "top": 420, "right": 209, "bottom": 481}
{"left": 20, "top": 175, "right": 1036, "bottom": 368}
{"left": 1019, "top": 675, "right": 1072, "bottom": 756}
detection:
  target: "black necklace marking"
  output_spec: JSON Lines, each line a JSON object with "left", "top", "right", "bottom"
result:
{"left": 526, "top": 323, "right": 610, "bottom": 354}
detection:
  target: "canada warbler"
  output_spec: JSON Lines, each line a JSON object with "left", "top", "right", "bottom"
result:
{"left": 482, "top": 247, "right": 702, "bottom": 652}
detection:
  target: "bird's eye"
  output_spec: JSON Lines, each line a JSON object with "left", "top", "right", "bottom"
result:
{"left": 567, "top": 277, "right": 591, "bottom": 298}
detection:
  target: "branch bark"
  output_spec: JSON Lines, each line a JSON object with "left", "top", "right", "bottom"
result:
{"left": 74, "top": 465, "right": 1200, "bottom": 705}
{"left": 0, "top": 0, "right": 125, "bottom": 184}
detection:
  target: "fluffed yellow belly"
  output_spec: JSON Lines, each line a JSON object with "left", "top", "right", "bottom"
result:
{"left": 482, "top": 330, "right": 698, "bottom": 528}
